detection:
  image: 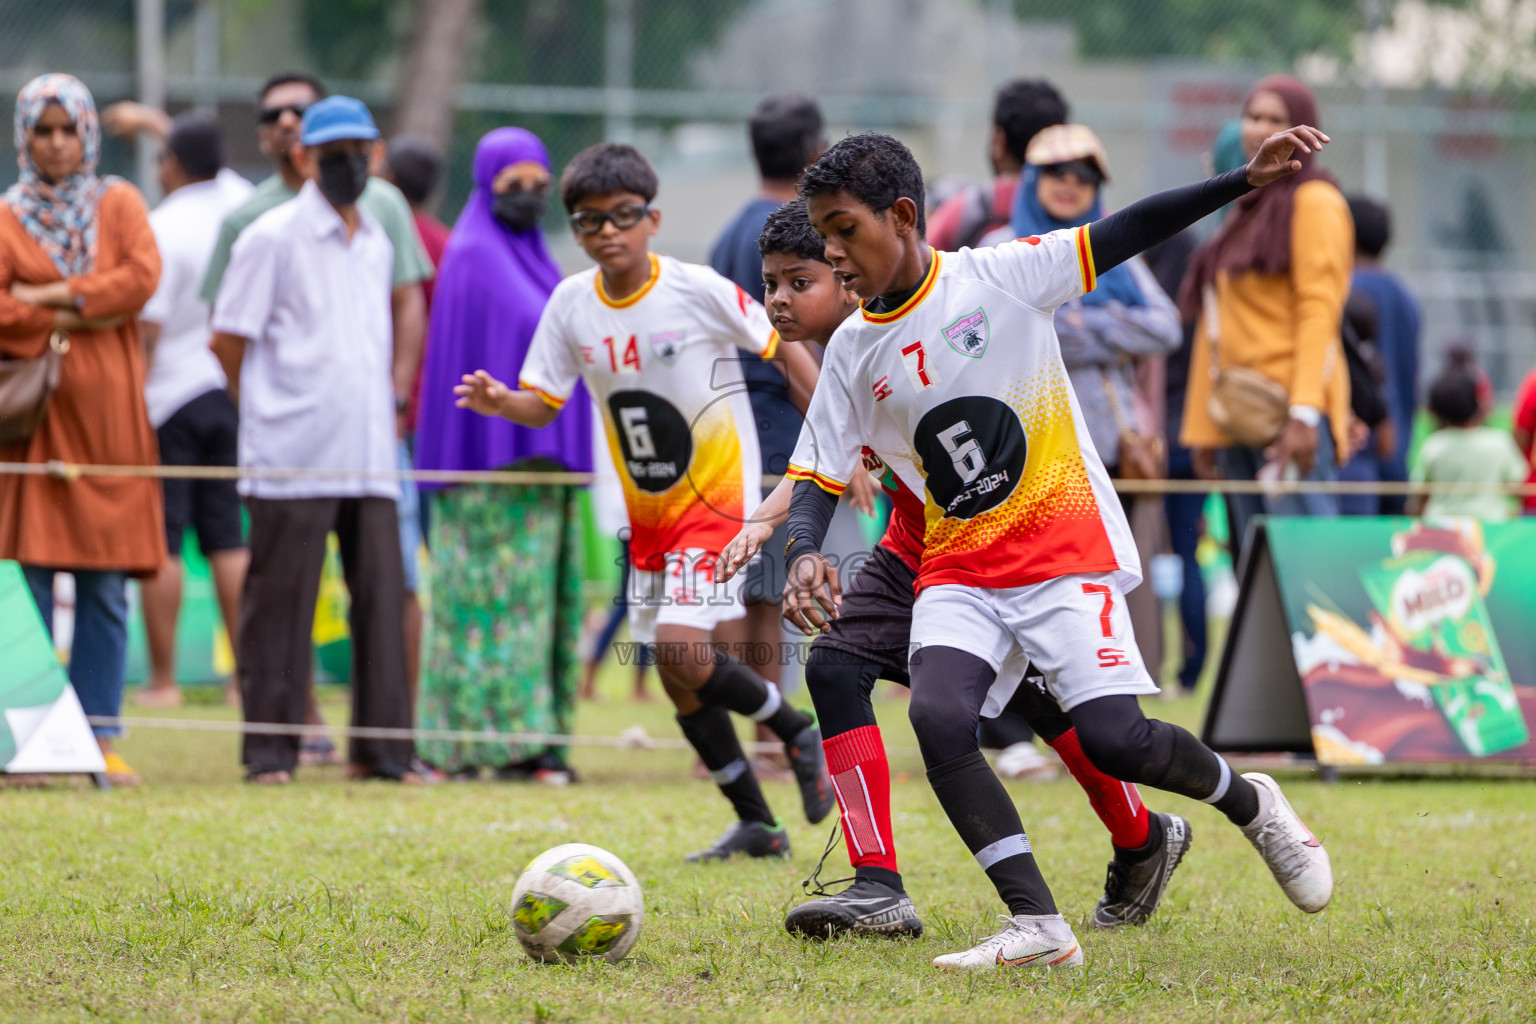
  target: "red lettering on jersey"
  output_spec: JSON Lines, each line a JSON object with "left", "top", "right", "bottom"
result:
{"left": 1020, "top": 235, "right": 1042, "bottom": 245}
{"left": 735, "top": 285, "right": 750, "bottom": 315}
{"left": 1082, "top": 582, "right": 1115, "bottom": 638}
{"left": 579, "top": 345, "right": 595, "bottom": 365}
{"left": 1097, "top": 648, "right": 1131, "bottom": 668}
{"left": 900, "top": 341, "right": 935, "bottom": 388}
{"left": 602, "top": 335, "right": 641, "bottom": 373}
{"left": 872, "top": 375, "right": 893, "bottom": 402}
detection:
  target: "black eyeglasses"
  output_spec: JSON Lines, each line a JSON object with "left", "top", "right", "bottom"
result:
{"left": 1039, "top": 160, "right": 1104, "bottom": 187}
{"left": 569, "top": 204, "right": 650, "bottom": 236}
{"left": 258, "top": 103, "right": 309, "bottom": 125}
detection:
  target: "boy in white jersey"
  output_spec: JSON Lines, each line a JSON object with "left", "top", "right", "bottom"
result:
{"left": 781, "top": 131, "right": 1335, "bottom": 969}
{"left": 455, "top": 143, "right": 833, "bottom": 861}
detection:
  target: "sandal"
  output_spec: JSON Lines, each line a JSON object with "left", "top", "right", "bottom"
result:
{"left": 102, "top": 751, "right": 142, "bottom": 787}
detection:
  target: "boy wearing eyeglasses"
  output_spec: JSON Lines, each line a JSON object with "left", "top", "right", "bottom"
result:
{"left": 455, "top": 142, "right": 832, "bottom": 863}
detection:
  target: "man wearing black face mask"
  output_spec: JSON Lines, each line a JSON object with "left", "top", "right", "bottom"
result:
{"left": 208, "top": 97, "right": 420, "bottom": 785}
{"left": 197, "top": 73, "right": 434, "bottom": 771}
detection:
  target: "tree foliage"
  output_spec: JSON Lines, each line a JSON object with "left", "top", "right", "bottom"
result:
{"left": 1007, "top": 0, "right": 1467, "bottom": 65}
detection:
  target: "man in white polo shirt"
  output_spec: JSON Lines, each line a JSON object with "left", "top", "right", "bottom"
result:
{"left": 135, "top": 113, "right": 253, "bottom": 710}
{"left": 211, "top": 96, "right": 416, "bottom": 785}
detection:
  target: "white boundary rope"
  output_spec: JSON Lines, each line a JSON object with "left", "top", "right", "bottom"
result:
{"left": 5, "top": 460, "right": 1536, "bottom": 496}
{"left": 81, "top": 715, "right": 927, "bottom": 757}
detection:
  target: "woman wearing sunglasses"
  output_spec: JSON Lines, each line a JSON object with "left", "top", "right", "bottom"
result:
{"left": 412, "top": 127, "right": 591, "bottom": 784}
{"left": 1010, "top": 124, "right": 1181, "bottom": 677}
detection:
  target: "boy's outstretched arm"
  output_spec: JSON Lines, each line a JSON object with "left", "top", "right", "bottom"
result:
{"left": 781, "top": 479, "right": 841, "bottom": 635}
{"left": 716, "top": 474, "right": 794, "bottom": 583}
{"left": 454, "top": 369, "right": 561, "bottom": 428}
{"left": 1087, "top": 125, "right": 1330, "bottom": 274}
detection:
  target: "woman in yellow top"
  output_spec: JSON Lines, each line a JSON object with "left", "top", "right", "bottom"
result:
{"left": 1179, "top": 74, "right": 1352, "bottom": 561}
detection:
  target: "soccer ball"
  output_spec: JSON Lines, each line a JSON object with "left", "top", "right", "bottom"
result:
{"left": 510, "top": 843, "right": 645, "bottom": 964}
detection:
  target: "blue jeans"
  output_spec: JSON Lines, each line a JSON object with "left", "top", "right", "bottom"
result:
{"left": 23, "top": 567, "right": 129, "bottom": 738}
{"left": 1163, "top": 444, "right": 1208, "bottom": 692}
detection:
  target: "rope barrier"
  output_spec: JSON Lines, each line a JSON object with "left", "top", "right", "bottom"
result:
{"left": 83, "top": 715, "right": 925, "bottom": 759}
{"left": 4, "top": 460, "right": 1536, "bottom": 496}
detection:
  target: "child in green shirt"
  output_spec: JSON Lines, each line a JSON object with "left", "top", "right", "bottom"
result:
{"left": 1411, "top": 361, "right": 1527, "bottom": 520}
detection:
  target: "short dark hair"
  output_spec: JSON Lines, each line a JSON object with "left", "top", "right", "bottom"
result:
{"left": 166, "top": 113, "right": 222, "bottom": 182}
{"left": 1348, "top": 194, "right": 1392, "bottom": 258}
{"left": 1428, "top": 365, "right": 1479, "bottom": 427}
{"left": 799, "top": 132, "right": 926, "bottom": 236}
{"left": 257, "top": 72, "right": 326, "bottom": 107}
{"left": 749, "top": 94, "right": 824, "bottom": 182}
{"left": 560, "top": 142, "right": 659, "bottom": 213}
{"left": 386, "top": 135, "right": 443, "bottom": 206}
{"left": 758, "top": 200, "right": 827, "bottom": 264}
{"left": 992, "top": 79, "right": 1069, "bottom": 164}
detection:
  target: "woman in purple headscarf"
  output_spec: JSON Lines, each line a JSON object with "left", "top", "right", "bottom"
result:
{"left": 413, "top": 128, "right": 591, "bottom": 781}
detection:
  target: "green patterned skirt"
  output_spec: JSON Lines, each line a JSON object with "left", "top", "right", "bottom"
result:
{"left": 416, "top": 472, "right": 583, "bottom": 770}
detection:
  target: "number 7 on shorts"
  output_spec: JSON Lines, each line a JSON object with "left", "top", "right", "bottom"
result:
{"left": 1082, "top": 582, "right": 1115, "bottom": 639}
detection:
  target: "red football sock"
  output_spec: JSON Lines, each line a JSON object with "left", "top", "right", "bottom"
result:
{"left": 823, "top": 725, "right": 898, "bottom": 873}
{"left": 1048, "top": 726, "right": 1150, "bottom": 850}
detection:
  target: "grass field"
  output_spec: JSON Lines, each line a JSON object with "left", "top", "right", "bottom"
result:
{"left": 3, "top": 672, "right": 1534, "bottom": 1024}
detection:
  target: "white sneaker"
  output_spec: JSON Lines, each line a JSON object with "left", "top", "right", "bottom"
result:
{"left": 931, "top": 914, "right": 1083, "bottom": 971}
{"left": 1239, "top": 772, "right": 1333, "bottom": 913}
{"left": 994, "top": 742, "right": 1061, "bottom": 780}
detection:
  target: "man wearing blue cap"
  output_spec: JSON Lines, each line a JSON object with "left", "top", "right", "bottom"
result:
{"left": 210, "top": 96, "right": 419, "bottom": 785}
{"left": 198, "top": 72, "right": 433, "bottom": 769}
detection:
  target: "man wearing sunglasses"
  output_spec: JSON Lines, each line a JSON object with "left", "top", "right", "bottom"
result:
{"left": 197, "top": 72, "right": 435, "bottom": 770}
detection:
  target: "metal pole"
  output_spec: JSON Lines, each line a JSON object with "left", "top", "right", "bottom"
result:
{"left": 192, "top": 0, "right": 220, "bottom": 116}
{"left": 604, "top": 0, "right": 635, "bottom": 143}
{"left": 134, "top": 0, "right": 166, "bottom": 201}
{"left": 1361, "top": 0, "right": 1389, "bottom": 198}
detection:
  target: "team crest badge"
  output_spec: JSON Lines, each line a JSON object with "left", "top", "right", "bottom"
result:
{"left": 942, "top": 308, "right": 989, "bottom": 358}
{"left": 649, "top": 329, "right": 685, "bottom": 365}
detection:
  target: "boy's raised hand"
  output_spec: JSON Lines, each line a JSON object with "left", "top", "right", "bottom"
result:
{"left": 454, "top": 370, "right": 510, "bottom": 418}
{"left": 1245, "top": 125, "right": 1331, "bottom": 187}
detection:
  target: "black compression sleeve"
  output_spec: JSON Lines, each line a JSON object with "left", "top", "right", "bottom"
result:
{"left": 783, "top": 479, "right": 839, "bottom": 569}
{"left": 1088, "top": 167, "right": 1253, "bottom": 274}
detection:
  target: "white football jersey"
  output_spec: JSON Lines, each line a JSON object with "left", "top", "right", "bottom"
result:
{"left": 787, "top": 229, "right": 1139, "bottom": 593}
{"left": 519, "top": 253, "right": 777, "bottom": 569}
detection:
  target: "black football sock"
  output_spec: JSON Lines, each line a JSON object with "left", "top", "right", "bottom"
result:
{"left": 696, "top": 655, "right": 813, "bottom": 744}
{"left": 1155, "top": 725, "right": 1260, "bottom": 827}
{"left": 676, "top": 706, "right": 774, "bottom": 826}
{"left": 926, "top": 751, "right": 1056, "bottom": 917}
{"left": 1071, "top": 695, "right": 1261, "bottom": 828}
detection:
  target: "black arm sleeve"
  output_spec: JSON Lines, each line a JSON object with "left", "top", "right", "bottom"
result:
{"left": 783, "top": 479, "right": 839, "bottom": 569}
{"left": 1088, "top": 167, "right": 1253, "bottom": 275}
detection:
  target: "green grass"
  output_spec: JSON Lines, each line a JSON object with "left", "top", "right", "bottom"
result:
{"left": 2, "top": 672, "right": 1534, "bottom": 1023}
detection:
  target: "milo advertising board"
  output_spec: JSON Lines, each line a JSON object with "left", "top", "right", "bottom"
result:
{"left": 1204, "top": 517, "right": 1536, "bottom": 766}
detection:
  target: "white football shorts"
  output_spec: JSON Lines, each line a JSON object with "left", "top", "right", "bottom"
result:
{"left": 909, "top": 571, "right": 1159, "bottom": 712}
{"left": 625, "top": 547, "right": 748, "bottom": 646}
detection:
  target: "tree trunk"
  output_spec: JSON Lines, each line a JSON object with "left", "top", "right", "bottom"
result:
{"left": 392, "top": 0, "right": 483, "bottom": 149}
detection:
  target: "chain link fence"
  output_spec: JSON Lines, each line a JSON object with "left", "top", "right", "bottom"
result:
{"left": 3, "top": 0, "right": 1536, "bottom": 393}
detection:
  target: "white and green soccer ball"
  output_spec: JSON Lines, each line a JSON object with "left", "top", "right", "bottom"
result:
{"left": 511, "top": 843, "right": 645, "bottom": 964}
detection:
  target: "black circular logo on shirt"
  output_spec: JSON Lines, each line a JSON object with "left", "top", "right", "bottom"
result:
{"left": 914, "top": 396, "right": 1027, "bottom": 520}
{"left": 608, "top": 390, "right": 692, "bottom": 493}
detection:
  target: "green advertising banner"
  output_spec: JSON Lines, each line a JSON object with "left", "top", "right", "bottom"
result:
{"left": 1204, "top": 517, "right": 1536, "bottom": 766}
{"left": 0, "top": 560, "right": 106, "bottom": 774}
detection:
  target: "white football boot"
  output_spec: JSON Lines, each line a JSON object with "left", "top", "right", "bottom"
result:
{"left": 931, "top": 914, "right": 1083, "bottom": 971}
{"left": 1240, "top": 772, "right": 1333, "bottom": 913}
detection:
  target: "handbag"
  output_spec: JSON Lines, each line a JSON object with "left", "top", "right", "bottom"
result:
{"left": 0, "top": 329, "right": 69, "bottom": 444}
{"left": 1101, "top": 370, "right": 1165, "bottom": 481}
{"left": 1200, "top": 284, "right": 1288, "bottom": 448}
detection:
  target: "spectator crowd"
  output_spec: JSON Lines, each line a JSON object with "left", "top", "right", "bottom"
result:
{"left": 1, "top": 66, "right": 1532, "bottom": 789}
